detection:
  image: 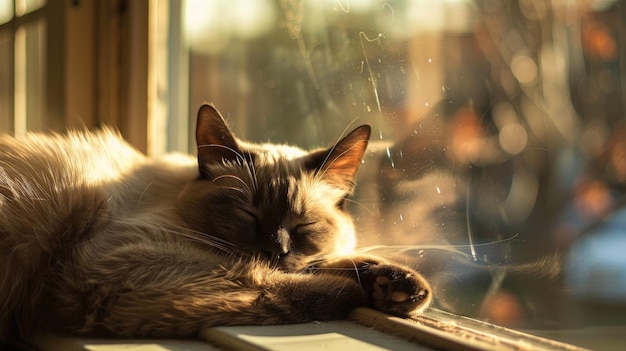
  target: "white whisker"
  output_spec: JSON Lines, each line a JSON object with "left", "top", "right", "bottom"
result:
{"left": 343, "top": 198, "right": 373, "bottom": 216}
{"left": 245, "top": 152, "right": 259, "bottom": 192}
{"left": 137, "top": 180, "right": 154, "bottom": 210}
{"left": 318, "top": 122, "right": 360, "bottom": 172}
{"left": 212, "top": 174, "right": 252, "bottom": 195}
{"left": 198, "top": 144, "right": 245, "bottom": 161}
{"left": 316, "top": 140, "right": 368, "bottom": 181}
{"left": 218, "top": 186, "right": 247, "bottom": 196}
{"left": 159, "top": 225, "right": 241, "bottom": 255}
{"left": 347, "top": 258, "right": 363, "bottom": 289}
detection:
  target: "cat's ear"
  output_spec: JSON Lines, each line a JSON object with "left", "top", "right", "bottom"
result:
{"left": 196, "top": 104, "right": 241, "bottom": 170}
{"left": 307, "top": 125, "right": 371, "bottom": 186}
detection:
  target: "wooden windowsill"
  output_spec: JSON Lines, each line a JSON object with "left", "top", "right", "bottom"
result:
{"left": 352, "top": 308, "right": 592, "bottom": 351}
{"left": 19, "top": 308, "right": 592, "bottom": 351}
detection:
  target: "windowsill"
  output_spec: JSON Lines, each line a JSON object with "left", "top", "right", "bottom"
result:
{"left": 20, "top": 308, "right": 594, "bottom": 351}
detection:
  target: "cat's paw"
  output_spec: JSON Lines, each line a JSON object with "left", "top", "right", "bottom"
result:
{"left": 359, "top": 264, "right": 431, "bottom": 317}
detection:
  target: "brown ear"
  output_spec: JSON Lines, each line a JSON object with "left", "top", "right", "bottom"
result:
{"left": 196, "top": 104, "right": 241, "bottom": 170}
{"left": 307, "top": 125, "right": 371, "bottom": 186}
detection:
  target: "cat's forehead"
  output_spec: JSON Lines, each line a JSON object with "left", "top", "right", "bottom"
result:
{"left": 240, "top": 140, "right": 309, "bottom": 164}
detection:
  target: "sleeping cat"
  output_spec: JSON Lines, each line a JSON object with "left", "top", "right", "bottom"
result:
{"left": 0, "top": 104, "right": 431, "bottom": 343}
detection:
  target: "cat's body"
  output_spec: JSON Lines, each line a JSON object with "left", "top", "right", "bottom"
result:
{"left": 0, "top": 104, "right": 430, "bottom": 343}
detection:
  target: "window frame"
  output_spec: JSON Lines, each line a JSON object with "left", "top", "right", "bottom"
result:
{"left": 0, "top": 1, "right": 612, "bottom": 350}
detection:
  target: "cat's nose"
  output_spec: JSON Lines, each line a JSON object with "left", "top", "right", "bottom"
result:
{"left": 264, "top": 247, "right": 289, "bottom": 262}
{"left": 264, "top": 228, "right": 290, "bottom": 261}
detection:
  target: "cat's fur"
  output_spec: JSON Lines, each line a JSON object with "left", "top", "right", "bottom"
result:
{"left": 0, "top": 104, "right": 431, "bottom": 343}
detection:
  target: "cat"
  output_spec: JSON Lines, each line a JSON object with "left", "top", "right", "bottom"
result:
{"left": 0, "top": 104, "right": 431, "bottom": 344}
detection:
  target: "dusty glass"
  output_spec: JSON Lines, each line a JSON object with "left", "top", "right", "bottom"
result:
{"left": 178, "top": 1, "right": 626, "bottom": 349}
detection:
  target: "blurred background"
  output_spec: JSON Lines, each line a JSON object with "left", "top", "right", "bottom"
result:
{"left": 1, "top": 0, "right": 625, "bottom": 349}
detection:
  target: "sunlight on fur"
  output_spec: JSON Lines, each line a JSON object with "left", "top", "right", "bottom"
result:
{"left": 0, "top": 104, "right": 431, "bottom": 344}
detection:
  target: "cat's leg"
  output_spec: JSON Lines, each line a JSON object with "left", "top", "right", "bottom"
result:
{"left": 46, "top": 244, "right": 369, "bottom": 338}
{"left": 307, "top": 254, "right": 432, "bottom": 316}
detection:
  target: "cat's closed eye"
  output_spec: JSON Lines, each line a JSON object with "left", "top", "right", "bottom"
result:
{"left": 236, "top": 208, "right": 260, "bottom": 237}
{"left": 293, "top": 222, "right": 317, "bottom": 235}
{"left": 336, "top": 197, "right": 347, "bottom": 210}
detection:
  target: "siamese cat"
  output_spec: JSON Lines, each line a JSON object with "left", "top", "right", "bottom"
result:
{"left": 0, "top": 104, "right": 430, "bottom": 343}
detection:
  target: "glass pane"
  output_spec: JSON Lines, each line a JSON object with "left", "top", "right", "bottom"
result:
{"left": 0, "top": 29, "right": 12, "bottom": 132}
{"left": 14, "top": 18, "right": 45, "bottom": 134}
{"left": 0, "top": 0, "right": 13, "bottom": 25}
{"left": 178, "top": 0, "right": 626, "bottom": 349}
{"left": 15, "top": 0, "right": 45, "bottom": 17}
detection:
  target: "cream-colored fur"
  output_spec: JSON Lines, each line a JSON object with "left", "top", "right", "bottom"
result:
{"left": 0, "top": 105, "right": 430, "bottom": 343}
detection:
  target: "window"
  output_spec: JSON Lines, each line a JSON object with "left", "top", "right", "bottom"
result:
{"left": 0, "top": 0, "right": 47, "bottom": 134}
{"left": 0, "top": 0, "right": 151, "bottom": 152}
{"left": 172, "top": 1, "right": 626, "bottom": 349}
{"left": 4, "top": 0, "right": 625, "bottom": 350}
